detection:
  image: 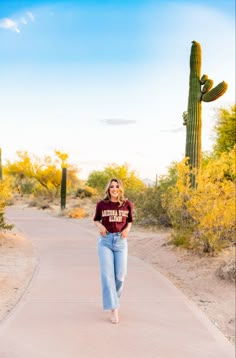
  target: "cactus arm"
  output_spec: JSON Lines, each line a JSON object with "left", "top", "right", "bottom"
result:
{"left": 201, "top": 79, "right": 214, "bottom": 93}
{"left": 202, "top": 81, "right": 228, "bottom": 102}
{"left": 182, "top": 111, "right": 188, "bottom": 126}
{"left": 200, "top": 74, "right": 208, "bottom": 84}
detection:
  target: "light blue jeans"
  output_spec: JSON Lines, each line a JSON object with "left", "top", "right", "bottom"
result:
{"left": 98, "top": 232, "right": 128, "bottom": 310}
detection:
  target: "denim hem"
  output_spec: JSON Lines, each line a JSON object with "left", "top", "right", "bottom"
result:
{"left": 103, "top": 305, "right": 120, "bottom": 311}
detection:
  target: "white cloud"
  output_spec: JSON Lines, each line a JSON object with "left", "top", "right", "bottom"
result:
{"left": 0, "top": 18, "right": 20, "bottom": 33}
{"left": 99, "top": 118, "right": 137, "bottom": 125}
{"left": 27, "top": 12, "right": 35, "bottom": 22}
{"left": 0, "top": 11, "right": 35, "bottom": 34}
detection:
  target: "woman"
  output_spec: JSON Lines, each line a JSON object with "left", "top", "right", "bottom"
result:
{"left": 94, "top": 178, "right": 133, "bottom": 324}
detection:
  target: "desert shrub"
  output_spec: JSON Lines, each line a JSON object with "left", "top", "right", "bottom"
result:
{"left": 187, "top": 150, "right": 235, "bottom": 252}
{"left": 26, "top": 193, "right": 53, "bottom": 209}
{"left": 0, "top": 212, "right": 13, "bottom": 231}
{"left": 133, "top": 162, "right": 178, "bottom": 227}
{"left": 86, "top": 163, "right": 145, "bottom": 195}
{"left": 75, "top": 186, "right": 97, "bottom": 199}
{"left": 31, "top": 182, "right": 58, "bottom": 200}
{"left": 0, "top": 179, "right": 13, "bottom": 231}
{"left": 134, "top": 185, "right": 171, "bottom": 226}
{"left": 6, "top": 174, "right": 36, "bottom": 196}
{"left": 162, "top": 149, "right": 236, "bottom": 253}
{"left": 67, "top": 207, "right": 88, "bottom": 218}
{"left": 216, "top": 257, "right": 236, "bottom": 282}
{"left": 4, "top": 150, "right": 81, "bottom": 199}
{"left": 162, "top": 159, "right": 195, "bottom": 232}
{"left": 169, "top": 228, "right": 195, "bottom": 249}
{"left": 20, "top": 180, "right": 36, "bottom": 194}
{"left": 0, "top": 179, "right": 12, "bottom": 206}
{"left": 213, "top": 104, "right": 236, "bottom": 156}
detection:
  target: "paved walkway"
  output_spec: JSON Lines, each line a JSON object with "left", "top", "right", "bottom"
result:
{"left": 0, "top": 207, "right": 234, "bottom": 358}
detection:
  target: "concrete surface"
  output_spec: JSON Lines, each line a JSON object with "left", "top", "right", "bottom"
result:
{"left": 0, "top": 207, "right": 234, "bottom": 358}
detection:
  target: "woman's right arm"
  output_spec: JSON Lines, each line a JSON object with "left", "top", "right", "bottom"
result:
{"left": 94, "top": 201, "right": 107, "bottom": 236}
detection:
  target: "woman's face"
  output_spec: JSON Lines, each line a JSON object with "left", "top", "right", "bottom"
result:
{"left": 109, "top": 180, "right": 120, "bottom": 201}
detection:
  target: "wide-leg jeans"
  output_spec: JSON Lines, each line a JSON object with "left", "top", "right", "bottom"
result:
{"left": 98, "top": 232, "right": 128, "bottom": 310}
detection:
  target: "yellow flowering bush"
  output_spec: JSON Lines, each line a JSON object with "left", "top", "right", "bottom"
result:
{"left": 162, "top": 148, "right": 236, "bottom": 253}
{"left": 162, "top": 158, "right": 195, "bottom": 231}
{"left": 0, "top": 178, "right": 13, "bottom": 230}
{"left": 0, "top": 179, "right": 12, "bottom": 209}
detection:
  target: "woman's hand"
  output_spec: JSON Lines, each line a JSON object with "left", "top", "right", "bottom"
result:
{"left": 121, "top": 228, "right": 130, "bottom": 239}
{"left": 99, "top": 224, "right": 107, "bottom": 236}
{"left": 94, "top": 221, "right": 107, "bottom": 236}
{"left": 121, "top": 223, "right": 132, "bottom": 239}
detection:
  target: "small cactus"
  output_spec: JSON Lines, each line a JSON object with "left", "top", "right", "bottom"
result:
{"left": 184, "top": 41, "right": 228, "bottom": 186}
{"left": 60, "top": 167, "right": 67, "bottom": 210}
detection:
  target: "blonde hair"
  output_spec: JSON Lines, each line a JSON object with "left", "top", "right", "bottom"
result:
{"left": 103, "top": 178, "right": 125, "bottom": 205}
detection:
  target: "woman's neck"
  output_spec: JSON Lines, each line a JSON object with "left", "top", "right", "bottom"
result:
{"left": 110, "top": 198, "right": 118, "bottom": 202}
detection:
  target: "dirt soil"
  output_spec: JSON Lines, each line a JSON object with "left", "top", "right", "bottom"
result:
{"left": 128, "top": 226, "right": 235, "bottom": 344}
{"left": 0, "top": 202, "right": 235, "bottom": 344}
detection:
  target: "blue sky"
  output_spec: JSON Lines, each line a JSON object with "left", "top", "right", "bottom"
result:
{"left": 0, "top": 0, "right": 235, "bottom": 180}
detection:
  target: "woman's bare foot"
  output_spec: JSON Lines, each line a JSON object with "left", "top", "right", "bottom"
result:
{"left": 111, "top": 309, "right": 119, "bottom": 324}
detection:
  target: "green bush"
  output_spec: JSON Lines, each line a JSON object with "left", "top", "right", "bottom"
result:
{"left": 133, "top": 186, "right": 171, "bottom": 227}
{"left": 132, "top": 165, "right": 177, "bottom": 227}
{"left": 0, "top": 212, "right": 13, "bottom": 231}
{"left": 75, "top": 186, "right": 97, "bottom": 199}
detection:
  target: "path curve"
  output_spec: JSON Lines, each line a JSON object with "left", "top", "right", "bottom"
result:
{"left": 0, "top": 207, "right": 234, "bottom": 358}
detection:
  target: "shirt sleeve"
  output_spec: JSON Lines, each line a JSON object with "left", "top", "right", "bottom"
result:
{"left": 93, "top": 202, "right": 101, "bottom": 221}
{"left": 127, "top": 200, "right": 134, "bottom": 223}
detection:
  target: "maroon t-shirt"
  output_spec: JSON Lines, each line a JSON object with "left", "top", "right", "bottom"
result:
{"left": 93, "top": 199, "right": 133, "bottom": 233}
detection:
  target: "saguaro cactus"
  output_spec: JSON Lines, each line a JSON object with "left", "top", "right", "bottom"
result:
{"left": 184, "top": 41, "right": 228, "bottom": 186}
{"left": 60, "top": 167, "right": 67, "bottom": 210}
